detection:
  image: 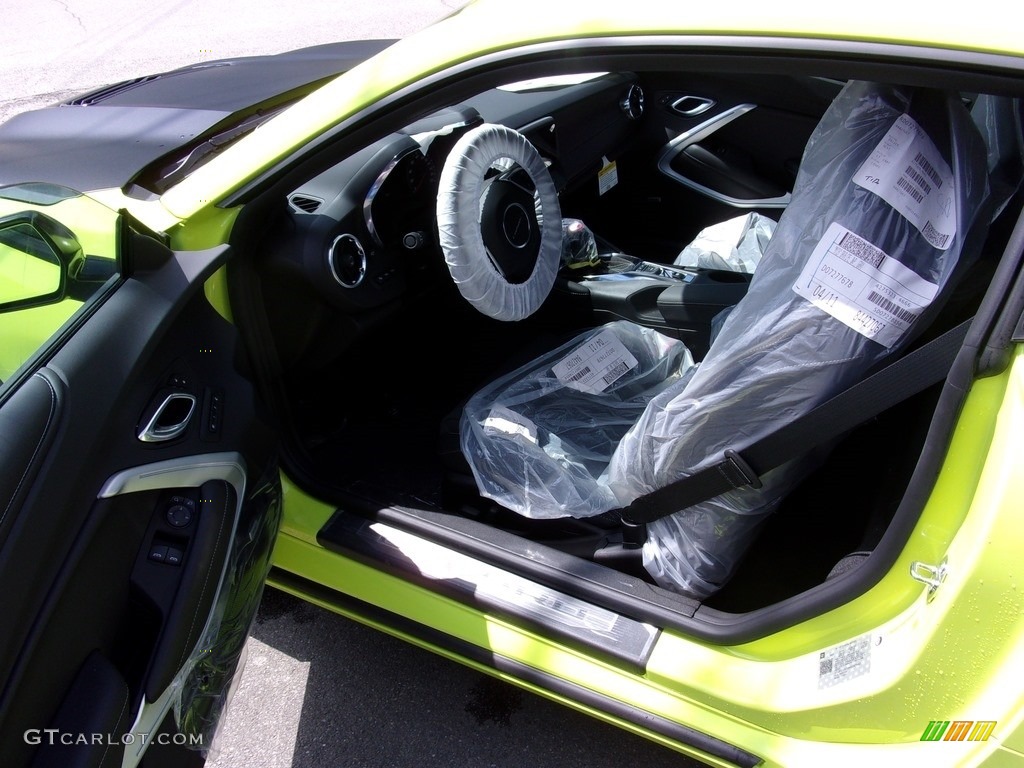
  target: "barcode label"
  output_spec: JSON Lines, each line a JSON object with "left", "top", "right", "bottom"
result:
{"left": 565, "top": 366, "right": 592, "bottom": 383}
{"left": 896, "top": 175, "right": 925, "bottom": 204}
{"left": 922, "top": 220, "right": 950, "bottom": 250}
{"left": 840, "top": 230, "right": 884, "bottom": 269}
{"left": 853, "top": 113, "right": 956, "bottom": 250}
{"left": 866, "top": 291, "right": 920, "bottom": 324}
{"left": 794, "top": 223, "right": 938, "bottom": 348}
{"left": 914, "top": 151, "right": 943, "bottom": 189}
{"left": 818, "top": 634, "right": 872, "bottom": 689}
{"left": 903, "top": 164, "right": 933, "bottom": 196}
{"left": 552, "top": 327, "right": 639, "bottom": 394}
{"left": 601, "top": 361, "right": 630, "bottom": 388}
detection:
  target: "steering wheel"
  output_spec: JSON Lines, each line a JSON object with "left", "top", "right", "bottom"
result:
{"left": 436, "top": 123, "right": 562, "bottom": 321}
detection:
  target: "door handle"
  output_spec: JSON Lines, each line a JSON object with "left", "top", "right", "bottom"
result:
{"left": 670, "top": 95, "right": 715, "bottom": 117}
{"left": 138, "top": 393, "right": 196, "bottom": 442}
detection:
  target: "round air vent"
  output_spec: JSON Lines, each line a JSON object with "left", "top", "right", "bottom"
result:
{"left": 328, "top": 233, "right": 367, "bottom": 288}
{"left": 620, "top": 84, "right": 645, "bottom": 120}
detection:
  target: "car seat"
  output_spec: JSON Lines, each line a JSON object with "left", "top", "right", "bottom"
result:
{"left": 460, "top": 81, "right": 991, "bottom": 598}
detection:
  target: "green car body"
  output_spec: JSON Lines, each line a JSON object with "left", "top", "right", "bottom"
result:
{"left": 2, "top": 2, "right": 1024, "bottom": 766}
{"left": 0, "top": 191, "right": 118, "bottom": 381}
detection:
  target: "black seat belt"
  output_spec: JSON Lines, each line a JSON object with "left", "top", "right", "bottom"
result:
{"left": 617, "top": 318, "right": 973, "bottom": 526}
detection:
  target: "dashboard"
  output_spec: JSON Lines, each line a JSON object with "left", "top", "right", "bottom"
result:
{"left": 265, "top": 72, "right": 644, "bottom": 314}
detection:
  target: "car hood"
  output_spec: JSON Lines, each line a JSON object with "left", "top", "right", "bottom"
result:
{"left": 0, "top": 40, "right": 394, "bottom": 193}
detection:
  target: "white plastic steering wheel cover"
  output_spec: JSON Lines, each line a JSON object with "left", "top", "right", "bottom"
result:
{"left": 437, "top": 123, "right": 562, "bottom": 321}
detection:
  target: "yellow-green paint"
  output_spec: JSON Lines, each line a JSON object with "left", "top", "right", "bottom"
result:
{"left": 642, "top": 350, "right": 1024, "bottom": 757}
{"left": 0, "top": 193, "right": 119, "bottom": 381}
{"left": 725, "top": 366, "right": 1011, "bottom": 662}
{"left": 0, "top": 194, "right": 118, "bottom": 261}
{"left": 984, "top": 747, "right": 1024, "bottom": 768}
{"left": 0, "top": 241, "right": 60, "bottom": 304}
{"left": 164, "top": 203, "right": 240, "bottom": 253}
{"left": 203, "top": 266, "right": 234, "bottom": 324}
{"left": 0, "top": 301, "right": 81, "bottom": 381}
{"left": 455, "top": 0, "right": 1024, "bottom": 57}
{"left": 1005, "top": 713, "right": 1024, "bottom": 756}
{"left": 278, "top": 475, "right": 337, "bottom": 546}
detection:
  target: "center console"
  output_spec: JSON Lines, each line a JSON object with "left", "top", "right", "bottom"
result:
{"left": 558, "top": 254, "right": 752, "bottom": 359}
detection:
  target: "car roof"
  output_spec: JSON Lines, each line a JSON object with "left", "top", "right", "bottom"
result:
{"left": 459, "top": 0, "right": 1024, "bottom": 58}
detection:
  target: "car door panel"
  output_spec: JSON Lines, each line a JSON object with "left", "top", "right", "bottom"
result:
{"left": 644, "top": 74, "right": 841, "bottom": 198}
{"left": 31, "top": 651, "right": 131, "bottom": 768}
{"left": 0, "top": 220, "right": 279, "bottom": 767}
{"left": 653, "top": 98, "right": 825, "bottom": 206}
{"left": 572, "top": 73, "right": 842, "bottom": 259}
{"left": 0, "top": 373, "right": 61, "bottom": 552}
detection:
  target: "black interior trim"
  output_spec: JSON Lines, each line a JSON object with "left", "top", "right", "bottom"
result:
{"left": 0, "top": 374, "right": 60, "bottom": 551}
{"left": 29, "top": 651, "right": 129, "bottom": 768}
{"left": 977, "top": 208, "right": 1024, "bottom": 375}
{"left": 673, "top": 143, "right": 787, "bottom": 199}
{"left": 144, "top": 480, "right": 236, "bottom": 702}
{"left": 323, "top": 484, "right": 700, "bottom": 622}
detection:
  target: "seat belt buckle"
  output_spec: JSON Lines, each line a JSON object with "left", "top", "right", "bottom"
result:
{"left": 722, "top": 450, "right": 763, "bottom": 490}
{"left": 621, "top": 516, "right": 647, "bottom": 545}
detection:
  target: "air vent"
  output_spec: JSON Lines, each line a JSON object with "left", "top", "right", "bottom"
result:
{"left": 328, "top": 234, "right": 367, "bottom": 288}
{"left": 66, "top": 62, "right": 232, "bottom": 106}
{"left": 289, "top": 194, "right": 323, "bottom": 214}
{"left": 620, "top": 84, "right": 645, "bottom": 120}
{"left": 66, "top": 75, "right": 162, "bottom": 106}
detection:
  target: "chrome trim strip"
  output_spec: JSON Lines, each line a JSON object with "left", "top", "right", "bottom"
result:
{"left": 288, "top": 192, "right": 324, "bottom": 214}
{"left": 327, "top": 233, "right": 367, "bottom": 288}
{"left": 330, "top": 515, "right": 660, "bottom": 668}
{"left": 656, "top": 103, "right": 791, "bottom": 209}
{"left": 136, "top": 392, "right": 196, "bottom": 443}
{"left": 669, "top": 94, "right": 714, "bottom": 117}
{"left": 99, "top": 451, "right": 246, "bottom": 500}
{"left": 362, "top": 146, "right": 419, "bottom": 247}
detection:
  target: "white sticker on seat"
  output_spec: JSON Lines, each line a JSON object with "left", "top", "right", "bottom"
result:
{"left": 793, "top": 222, "right": 938, "bottom": 348}
{"left": 552, "top": 328, "right": 638, "bottom": 394}
{"left": 853, "top": 113, "right": 956, "bottom": 250}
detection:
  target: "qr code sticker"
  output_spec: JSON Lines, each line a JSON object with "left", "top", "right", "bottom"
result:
{"left": 818, "top": 634, "right": 872, "bottom": 689}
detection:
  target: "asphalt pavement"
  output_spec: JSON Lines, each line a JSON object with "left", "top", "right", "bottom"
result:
{"left": 0, "top": 2, "right": 701, "bottom": 767}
